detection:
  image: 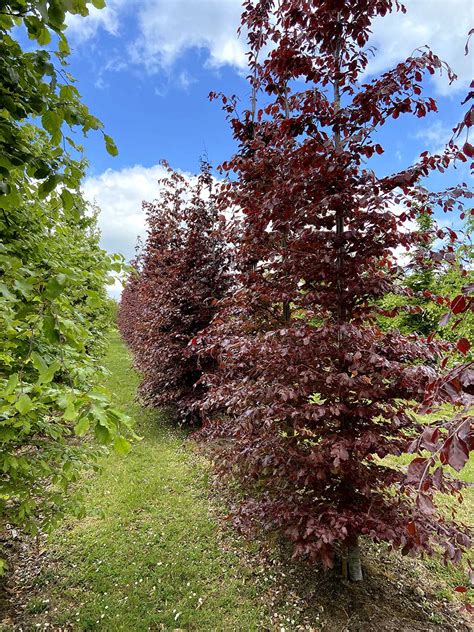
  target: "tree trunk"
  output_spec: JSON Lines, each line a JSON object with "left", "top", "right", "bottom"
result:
{"left": 332, "top": 25, "right": 363, "bottom": 584}
{"left": 282, "top": 83, "right": 291, "bottom": 324}
{"left": 333, "top": 35, "right": 345, "bottom": 324}
{"left": 347, "top": 537, "right": 363, "bottom": 581}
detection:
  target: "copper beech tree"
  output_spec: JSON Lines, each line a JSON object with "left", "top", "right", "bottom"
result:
{"left": 119, "top": 162, "right": 229, "bottom": 423}
{"left": 196, "top": 0, "right": 473, "bottom": 581}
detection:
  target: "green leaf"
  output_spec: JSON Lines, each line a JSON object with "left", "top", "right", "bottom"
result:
{"left": 91, "top": 0, "right": 106, "bottom": 8}
{"left": 60, "top": 189, "right": 74, "bottom": 212}
{"left": 31, "top": 351, "right": 48, "bottom": 374}
{"left": 58, "top": 35, "right": 70, "bottom": 55}
{"left": 0, "top": 427, "right": 15, "bottom": 443}
{"left": 114, "top": 435, "right": 131, "bottom": 455}
{"left": 0, "top": 190, "right": 21, "bottom": 210}
{"left": 87, "top": 293, "right": 102, "bottom": 308}
{"left": 33, "top": 164, "right": 51, "bottom": 179}
{"left": 104, "top": 134, "right": 118, "bottom": 157}
{"left": 0, "top": 283, "right": 15, "bottom": 300}
{"left": 95, "top": 423, "right": 111, "bottom": 444}
{"left": 63, "top": 403, "right": 77, "bottom": 421}
{"left": 88, "top": 391, "right": 109, "bottom": 403}
{"left": 74, "top": 417, "right": 90, "bottom": 436}
{"left": 37, "top": 1, "right": 48, "bottom": 22}
{"left": 3, "top": 373, "right": 19, "bottom": 397}
{"left": 60, "top": 84, "right": 79, "bottom": 102}
{"left": 47, "top": 2, "right": 65, "bottom": 29}
{"left": 42, "top": 111, "right": 62, "bottom": 137}
{"left": 43, "top": 313, "right": 60, "bottom": 344}
{"left": 15, "top": 394, "right": 33, "bottom": 415}
{"left": 37, "top": 27, "right": 51, "bottom": 46}
{"left": 44, "top": 274, "right": 67, "bottom": 300}
{"left": 39, "top": 175, "right": 61, "bottom": 197}
{"left": 39, "top": 360, "right": 61, "bottom": 384}
{"left": 0, "top": 156, "right": 14, "bottom": 173}
{"left": 14, "top": 276, "right": 36, "bottom": 296}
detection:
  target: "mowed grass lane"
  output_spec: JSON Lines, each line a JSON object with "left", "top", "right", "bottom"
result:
{"left": 25, "top": 331, "right": 266, "bottom": 630}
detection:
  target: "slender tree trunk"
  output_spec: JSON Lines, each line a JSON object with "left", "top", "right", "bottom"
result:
{"left": 333, "top": 39, "right": 345, "bottom": 324}
{"left": 341, "top": 536, "right": 363, "bottom": 581}
{"left": 348, "top": 537, "right": 363, "bottom": 581}
{"left": 333, "top": 26, "right": 363, "bottom": 583}
{"left": 282, "top": 83, "right": 291, "bottom": 323}
{"left": 341, "top": 549, "right": 348, "bottom": 580}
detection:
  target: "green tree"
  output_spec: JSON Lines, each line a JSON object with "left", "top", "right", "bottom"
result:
{"left": 379, "top": 213, "right": 473, "bottom": 352}
{"left": 0, "top": 1, "right": 129, "bottom": 574}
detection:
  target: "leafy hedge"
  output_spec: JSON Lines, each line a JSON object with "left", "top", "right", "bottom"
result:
{"left": 119, "top": 0, "right": 473, "bottom": 583}
{"left": 0, "top": 0, "right": 130, "bottom": 573}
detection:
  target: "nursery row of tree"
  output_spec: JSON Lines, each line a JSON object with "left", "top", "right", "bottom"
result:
{"left": 0, "top": 0, "right": 131, "bottom": 574}
{"left": 119, "top": 0, "right": 473, "bottom": 581}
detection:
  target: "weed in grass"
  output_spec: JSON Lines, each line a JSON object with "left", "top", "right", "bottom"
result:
{"left": 25, "top": 598, "right": 49, "bottom": 615}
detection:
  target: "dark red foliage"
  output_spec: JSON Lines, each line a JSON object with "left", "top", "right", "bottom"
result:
{"left": 118, "top": 258, "right": 142, "bottom": 349}
{"left": 196, "top": 0, "right": 472, "bottom": 569}
{"left": 119, "top": 162, "right": 229, "bottom": 422}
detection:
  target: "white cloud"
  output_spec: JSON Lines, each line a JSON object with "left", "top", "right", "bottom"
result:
{"left": 66, "top": 2, "right": 123, "bottom": 42}
{"left": 128, "top": 0, "right": 246, "bottom": 72}
{"left": 107, "top": 274, "right": 126, "bottom": 300}
{"left": 81, "top": 163, "right": 170, "bottom": 264}
{"left": 414, "top": 120, "right": 454, "bottom": 155}
{"left": 94, "top": 54, "right": 129, "bottom": 90}
{"left": 152, "top": 70, "right": 198, "bottom": 97}
{"left": 178, "top": 70, "right": 197, "bottom": 91}
{"left": 83, "top": 163, "right": 219, "bottom": 297}
{"left": 368, "top": 0, "right": 473, "bottom": 95}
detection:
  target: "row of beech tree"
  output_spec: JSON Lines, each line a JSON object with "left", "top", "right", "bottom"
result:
{"left": 119, "top": 0, "right": 473, "bottom": 581}
{"left": 0, "top": 1, "right": 131, "bottom": 574}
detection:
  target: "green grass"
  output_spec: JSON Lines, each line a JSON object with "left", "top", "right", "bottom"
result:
{"left": 30, "top": 331, "right": 266, "bottom": 630}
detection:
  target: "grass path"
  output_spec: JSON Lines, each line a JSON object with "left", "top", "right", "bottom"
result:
{"left": 24, "top": 331, "right": 267, "bottom": 630}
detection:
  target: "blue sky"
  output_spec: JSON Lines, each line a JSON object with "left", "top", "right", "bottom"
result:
{"left": 55, "top": 0, "right": 473, "bottom": 292}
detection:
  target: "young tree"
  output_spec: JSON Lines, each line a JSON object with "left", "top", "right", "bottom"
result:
{"left": 119, "top": 162, "right": 229, "bottom": 423}
{"left": 198, "top": 0, "right": 472, "bottom": 580}
{"left": 118, "top": 258, "right": 143, "bottom": 352}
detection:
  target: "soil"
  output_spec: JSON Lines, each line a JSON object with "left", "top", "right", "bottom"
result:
{"left": 247, "top": 541, "right": 474, "bottom": 632}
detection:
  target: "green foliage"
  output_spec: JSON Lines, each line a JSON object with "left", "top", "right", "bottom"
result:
{"left": 0, "top": 1, "right": 118, "bottom": 214}
{"left": 0, "top": 1, "right": 130, "bottom": 572}
{"left": 0, "top": 143, "right": 133, "bottom": 542}
{"left": 378, "top": 215, "right": 473, "bottom": 354}
{"left": 13, "top": 334, "right": 269, "bottom": 630}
